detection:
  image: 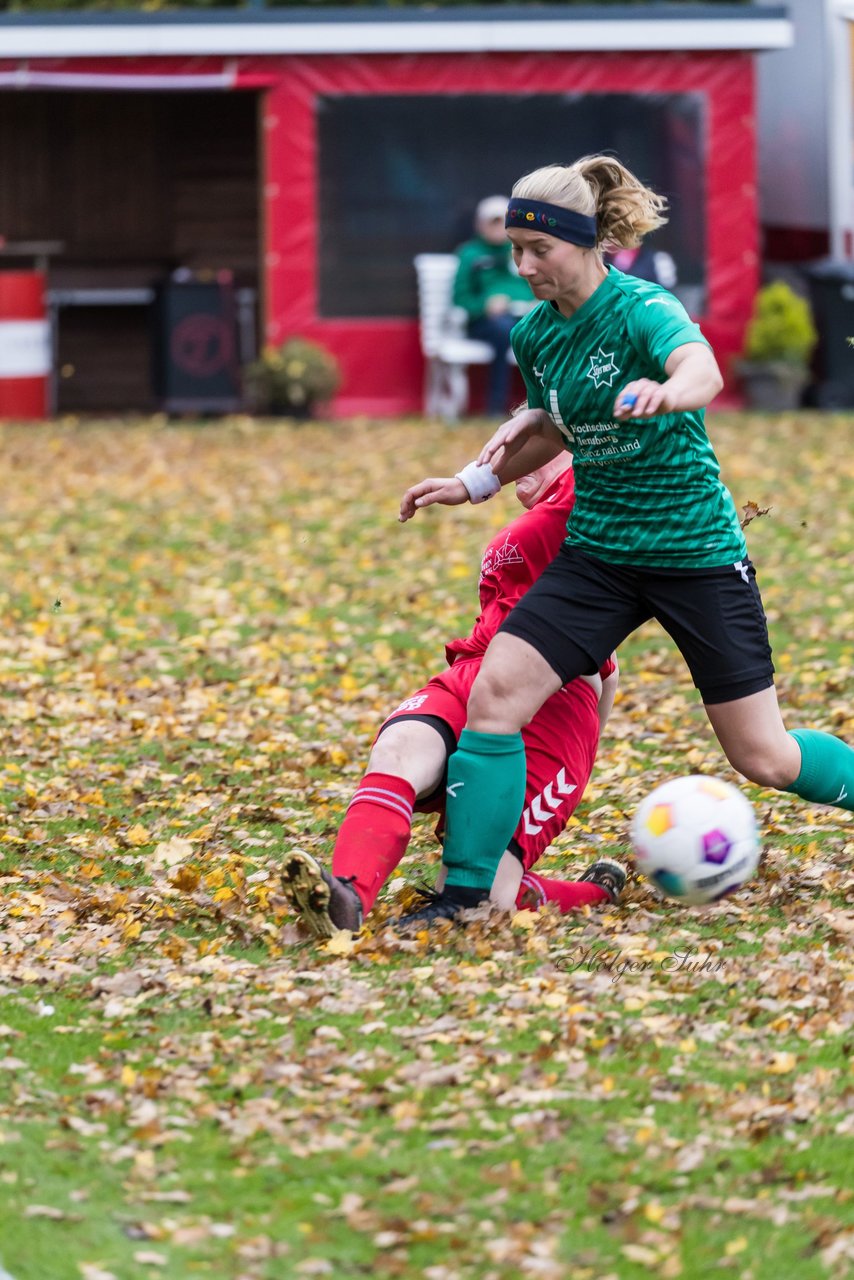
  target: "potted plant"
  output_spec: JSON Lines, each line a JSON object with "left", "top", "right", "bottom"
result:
{"left": 245, "top": 337, "right": 341, "bottom": 418}
{"left": 735, "top": 280, "right": 817, "bottom": 411}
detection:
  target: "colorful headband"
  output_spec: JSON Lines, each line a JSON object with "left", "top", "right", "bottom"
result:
{"left": 505, "top": 199, "right": 598, "bottom": 248}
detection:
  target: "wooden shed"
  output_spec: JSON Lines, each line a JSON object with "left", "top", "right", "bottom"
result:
{"left": 0, "top": 4, "right": 792, "bottom": 416}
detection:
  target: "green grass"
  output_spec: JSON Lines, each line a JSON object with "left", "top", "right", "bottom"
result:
{"left": 0, "top": 412, "right": 852, "bottom": 1280}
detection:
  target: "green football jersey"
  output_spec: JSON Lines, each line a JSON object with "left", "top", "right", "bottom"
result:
{"left": 511, "top": 267, "right": 748, "bottom": 568}
{"left": 453, "top": 237, "right": 532, "bottom": 319}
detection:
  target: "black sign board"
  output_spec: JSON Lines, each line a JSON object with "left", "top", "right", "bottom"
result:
{"left": 154, "top": 281, "right": 242, "bottom": 413}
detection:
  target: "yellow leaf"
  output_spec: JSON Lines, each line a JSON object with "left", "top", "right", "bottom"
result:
{"left": 132, "top": 1150, "right": 156, "bottom": 1181}
{"left": 541, "top": 991, "right": 566, "bottom": 1009}
{"left": 391, "top": 1099, "right": 420, "bottom": 1123}
{"left": 621, "top": 1244, "right": 660, "bottom": 1266}
{"left": 126, "top": 824, "right": 151, "bottom": 847}
{"left": 251, "top": 883, "right": 272, "bottom": 909}
{"left": 511, "top": 909, "right": 538, "bottom": 930}
{"left": 324, "top": 930, "right": 355, "bottom": 956}
{"left": 725, "top": 1237, "right": 748, "bottom": 1256}
{"left": 78, "top": 789, "right": 105, "bottom": 806}
{"left": 152, "top": 837, "right": 193, "bottom": 866}
{"left": 120, "top": 1065, "right": 137, "bottom": 1088}
{"left": 767, "top": 1051, "right": 797, "bottom": 1074}
{"left": 171, "top": 866, "right": 201, "bottom": 893}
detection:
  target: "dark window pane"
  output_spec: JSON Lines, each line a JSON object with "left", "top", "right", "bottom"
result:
{"left": 318, "top": 93, "right": 706, "bottom": 318}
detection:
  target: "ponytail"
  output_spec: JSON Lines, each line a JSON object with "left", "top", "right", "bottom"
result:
{"left": 512, "top": 155, "right": 668, "bottom": 250}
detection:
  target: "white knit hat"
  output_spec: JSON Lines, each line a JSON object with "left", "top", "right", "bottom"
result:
{"left": 475, "top": 195, "right": 509, "bottom": 223}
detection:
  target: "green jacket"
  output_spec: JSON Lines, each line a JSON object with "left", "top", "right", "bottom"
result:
{"left": 452, "top": 237, "right": 532, "bottom": 320}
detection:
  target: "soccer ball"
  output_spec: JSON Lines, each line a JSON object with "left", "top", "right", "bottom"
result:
{"left": 630, "top": 775, "right": 760, "bottom": 906}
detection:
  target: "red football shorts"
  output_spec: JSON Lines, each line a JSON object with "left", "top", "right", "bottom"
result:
{"left": 377, "top": 656, "right": 600, "bottom": 871}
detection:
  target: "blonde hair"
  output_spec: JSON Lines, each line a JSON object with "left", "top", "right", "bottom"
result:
{"left": 511, "top": 155, "right": 669, "bottom": 250}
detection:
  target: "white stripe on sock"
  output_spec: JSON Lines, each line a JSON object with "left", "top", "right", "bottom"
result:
{"left": 348, "top": 787, "right": 414, "bottom": 822}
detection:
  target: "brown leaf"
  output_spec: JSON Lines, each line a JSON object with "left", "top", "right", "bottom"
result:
{"left": 740, "top": 499, "right": 772, "bottom": 528}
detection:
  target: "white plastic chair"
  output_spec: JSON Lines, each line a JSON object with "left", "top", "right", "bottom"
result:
{"left": 413, "top": 253, "right": 494, "bottom": 421}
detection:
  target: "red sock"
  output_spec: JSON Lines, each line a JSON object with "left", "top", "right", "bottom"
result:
{"left": 516, "top": 870, "right": 608, "bottom": 913}
{"left": 331, "top": 772, "right": 416, "bottom": 915}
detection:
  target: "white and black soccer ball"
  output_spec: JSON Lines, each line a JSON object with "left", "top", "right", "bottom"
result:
{"left": 630, "top": 775, "right": 760, "bottom": 906}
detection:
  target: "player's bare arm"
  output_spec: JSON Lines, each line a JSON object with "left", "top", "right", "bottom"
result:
{"left": 613, "top": 342, "right": 724, "bottom": 420}
{"left": 399, "top": 476, "right": 469, "bottom": 522}
{"left": 399, "top": 408, "right": 563, "bottom": 522}
{"left": 476, "top": 407, "right": 563, "bottom": 475}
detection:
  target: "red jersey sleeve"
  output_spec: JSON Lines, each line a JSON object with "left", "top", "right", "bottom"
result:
{"left": 445, "top": 468, "right": 575, "bottom": 664}
{"left": 598, "top": 654, "right": 617, "bottom": 680}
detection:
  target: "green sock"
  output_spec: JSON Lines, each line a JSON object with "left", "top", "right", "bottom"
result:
{"left": 787, "top": 729, "right": 854, "bottom": 812}
{"left": 443, "top": 728, "right": 526, "bottom": 890}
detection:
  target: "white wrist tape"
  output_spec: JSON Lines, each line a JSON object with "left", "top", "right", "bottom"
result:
{"left": 455, "top": 461, "right": 502, "bottom": 504}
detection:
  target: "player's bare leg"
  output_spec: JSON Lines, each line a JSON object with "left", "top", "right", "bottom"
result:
{"left": 366, "top": 719, "right": 448, "bottom": 797}
{"left": 433, "top": 849, "right": 523, "bottom": 910}
{"left": 282, "top": 721, "right": 448, "bottom": 937}
{"left": 703, "top": 686, "right": 800, "bottom": 788}
{"left": 705, "top": 685, "right": 854, "bottom": 813}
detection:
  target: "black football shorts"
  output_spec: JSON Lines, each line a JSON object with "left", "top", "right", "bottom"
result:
{"left": 499, "top": 544, "right": 775, "bottom": 705}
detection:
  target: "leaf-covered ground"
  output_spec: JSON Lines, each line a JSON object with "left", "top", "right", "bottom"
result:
{"left": 0, "top": 413, "right": 851, "bottom": 1280}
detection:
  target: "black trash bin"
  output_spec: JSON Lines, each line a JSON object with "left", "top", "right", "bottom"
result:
{"left": 154, "top": 277, "right": 242, "bottom": 414}
{"left": 805, "top": 259, "right": 854, "bottom": 409}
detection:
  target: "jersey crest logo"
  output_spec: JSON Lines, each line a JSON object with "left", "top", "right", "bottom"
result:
{"left": 393, "top": 694, "right": 429, "bottom": 713}
{"left": 480, "top": 538, "right": 524, "bottom": 581}
{"left": 586, "top": 346, "right": 621, "bottom": 389}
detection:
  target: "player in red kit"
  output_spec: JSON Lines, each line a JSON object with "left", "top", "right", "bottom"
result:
{"left": 282, "top": 453, "right": 624, "bottom": 938}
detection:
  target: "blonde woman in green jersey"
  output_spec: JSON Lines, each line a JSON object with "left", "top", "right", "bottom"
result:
{"left": 399, "top": 155, "right": 854, "bottom": 925}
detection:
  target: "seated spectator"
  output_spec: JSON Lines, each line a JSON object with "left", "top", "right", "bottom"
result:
{"left": 453, "top": 195, "right": 532, "bottom": 415}
{"left": 605, "top": 243, "right": 678, "bottom": 289}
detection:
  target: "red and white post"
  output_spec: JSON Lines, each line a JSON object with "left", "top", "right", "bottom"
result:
{"left": 0, "top": 271, "right": 51, "bottom": 420}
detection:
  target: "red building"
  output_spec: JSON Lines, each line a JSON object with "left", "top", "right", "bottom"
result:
{"left": 0, "top": 5, "right": 792, "bottom": 416}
